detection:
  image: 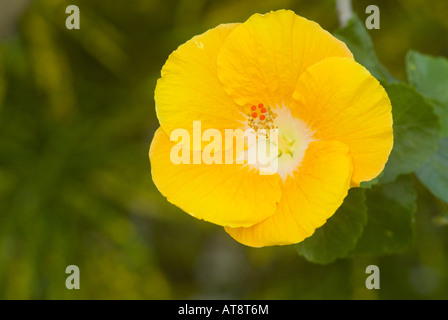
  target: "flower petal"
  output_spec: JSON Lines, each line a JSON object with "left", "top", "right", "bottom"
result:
{"left": 225, "top": 140, "right": 353, "bottom": 247}
{"left": 155, "top": 23, "right": 244, "bottom": 137}
{"left": 149, "top": 127, "right": 282, "bottom": 228}
{"left": 217, "top": 10, "right": 353, "bottom": 109}
{"left": 292, "top": 57, "right": 393, "bottom": 186}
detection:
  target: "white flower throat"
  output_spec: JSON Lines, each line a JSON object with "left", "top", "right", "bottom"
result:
{"left": 242, "top": 104, "right": 315, "bottom": 180}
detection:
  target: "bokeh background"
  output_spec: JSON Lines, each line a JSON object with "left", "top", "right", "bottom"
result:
{"left": 0, "top": 0, "right": 447, "bottom": 299}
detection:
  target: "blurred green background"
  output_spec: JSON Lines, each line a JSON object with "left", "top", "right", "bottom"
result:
{"left": 0, "top": 0, "right": 447, "bottom": 299}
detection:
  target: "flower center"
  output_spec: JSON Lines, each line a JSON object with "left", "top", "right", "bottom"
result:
{"left": 243, "top": 104, "right": 314, "bottom": 180}
{"left": 247, "top": 103, "right": 277, "bottom": 132}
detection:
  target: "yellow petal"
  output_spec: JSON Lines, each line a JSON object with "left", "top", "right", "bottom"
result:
{"left": 225, "top": 140, "right": 353, "bottom": 247}
{"left": 292, "top": 57, "right": 393, "bottom": 186}
{"left": 217, "top": 10, "right": 353, "bottom": 109}
{"left": 149, "top": 127, "right": 282, "bottom": 228}
{"left": 155, "top": 23, "right": 244, "bottom": 138}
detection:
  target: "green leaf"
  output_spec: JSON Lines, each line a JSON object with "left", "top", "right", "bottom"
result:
{"left": 334, "top": 15, "right": 395, "bottom": 82}
{"left": 360, "top": 172, "right": 383, "bottom": 189}
{"left": 295, "top": 188, "right": 367, "bottom": 264}
{"left": 406, "top": 50, "right": 448, "bottom": 136}
{"left": 416, "top": 137, "right": 448, "bottom": 203}
{"left": 351, "top": 175, "right": 416, "bottom": 255}
{"left": 406, "top": 52, "right": 448, "bottom": 205}
{"left": 379, "top": 83, "right": 440, "bottom": 184}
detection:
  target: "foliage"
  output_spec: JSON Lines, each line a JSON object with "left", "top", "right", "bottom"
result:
{"left": 0, "top": 0, "right": 448, "bottom": 299}
{"left": 295, "top": 15, "right": 448, "bottom": 268}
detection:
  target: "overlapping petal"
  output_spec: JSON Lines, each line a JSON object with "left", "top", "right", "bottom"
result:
{"left": 155, "top": 23, "right": 244, "bottom": 139}
{"left": 292, "top": 57, "right": 393, "bottom": 186}
{"left": 217, "top": 10, "right": 353, "bottom": 109}
{"left": 225, "top": 140, "right": 353, "bottom": 247}
{"left": 149, "top": 127, "right": 282, "bottom": 228}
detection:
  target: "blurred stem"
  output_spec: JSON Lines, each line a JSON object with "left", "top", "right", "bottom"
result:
{"left": 335, "top": 0, "right": 353, "bottom": 27}
{"left": 0, "top": 0, "right": 32, "bottom": 40}
{"left": 0, "top": 47, "right": 4, "bottom": 112}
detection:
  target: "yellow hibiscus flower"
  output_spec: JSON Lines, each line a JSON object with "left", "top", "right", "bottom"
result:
{"left": 149, "top": 10, "right": 393, "bottom": 247}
